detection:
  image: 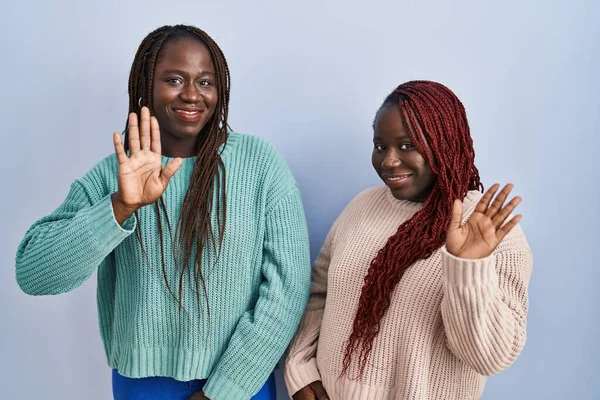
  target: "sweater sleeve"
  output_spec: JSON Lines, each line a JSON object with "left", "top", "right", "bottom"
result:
{"left": 283, "top": 214, "right": 339, "bottom": 395}
{"left": 440, "top": 224, "right": 533, "bottom": 376}
{"left": 15, "top": 177, "right": 136, "bottom": 296}
{"left": 202, "top": 187, "right": 312, "bottom": 400}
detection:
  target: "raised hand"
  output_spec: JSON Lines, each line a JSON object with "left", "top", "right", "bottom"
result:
{"left": 293, "top": 380, "right": 330, "bottom": 400}
{"left": 111, "top": 107, "right": 182, "bottom": 224}
{"left": 446, "top": 183, "right": 522, "bottom": 259}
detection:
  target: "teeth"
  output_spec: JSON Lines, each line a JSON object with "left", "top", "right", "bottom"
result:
{"left": 176, "top": 110, "right": 199, "bottom": 115}
{"left": 387, "top": 175, "right": 410, "bottom": 181}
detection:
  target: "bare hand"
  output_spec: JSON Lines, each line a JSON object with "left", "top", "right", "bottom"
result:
{"left": 446, "top": 183, "right": 522, "bottom": 259}
{"left": 111, "top": 107, "right": 182, "bottom": 224}
{"left": 293, "top": 381, "right": 329, "bottom": 400}
{"left": 187, "top": 390, "right": 209, "bottom": 400}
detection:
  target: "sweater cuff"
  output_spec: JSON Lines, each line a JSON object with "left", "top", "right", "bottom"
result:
{"left": 202, "top": 370, "right": 249, "bottom": 400}
{"left": 441, "top": 246, "right": 497, "bottom": 287}
{"left": 85, "top": 195, "right": 136, "bottom": 252}
{"left": 284, "top": 358, "right": 321, "bottom": 395}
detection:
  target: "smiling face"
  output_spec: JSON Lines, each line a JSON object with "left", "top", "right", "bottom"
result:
{"left": 152, "top": 36, "right": 218, "bottom": 156}
{"left": 372, "top": 104, "right": 436, "bottom": 202}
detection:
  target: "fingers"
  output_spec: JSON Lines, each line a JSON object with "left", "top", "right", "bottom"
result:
{"left": 492, "top": 196, "right": 522, "bottom": 229}
{"left": 292, "top": 386, "right": 316, "bottom": 400}
{"left": 310, "top": 381, "right": 330, "bottom": 400}
{"left": 448, "top": 199, "right": 464, "bottom": 232}
{"left": 113, "top": 132, "right": 128, "bottom": 164}
{"left": 485, "top": 183, "right": 514, "bottom": 218}
{"left": 150, "top": 116, "right": 162, "bottom": 154}
{"left": 474, "top": 183, "right": 500, "bottom": 214}
{"left": 128, "top": 112, "right": 140, "bottom": 154}
{"left": 160, "top": 158, "right": 183, "bottom": 185}
{"left": 139, "top": 106, "right": 151, "bottom": 150}
{"left": 496, "top": 214, "right": 522, "bottom": 242}
{"left": 478, "top": 183, "right": 523, "bottom": 241}
{"left": 292, "top": 390, "right": 316, "bottom": 400}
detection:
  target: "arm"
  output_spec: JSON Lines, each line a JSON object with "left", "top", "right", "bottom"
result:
{"left": 15, "top": 179, "right": 136, "bottom": 295}
{"left": 441, "top": 183, "right": 533, "bottom": 375}
{"left": 440, "top": 225, "right": 532, "bottom": 375}
{"left": 283, "top": 215, "right": 338, "bottom": 396}
{"left": 16, "top": 107, "right": 180, "bottom": 296}
{"left": 202, "top": 188, "right": 312, "bottom": 400}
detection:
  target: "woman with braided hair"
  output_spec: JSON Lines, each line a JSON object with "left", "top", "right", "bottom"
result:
{"left": 285, "top": 80, "right": 532, "bottom": 400}
{"left": 15, "top": 24, "right": 311, "bottom": 400}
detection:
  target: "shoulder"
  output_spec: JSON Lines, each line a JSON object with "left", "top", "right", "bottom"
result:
{"left": 226, "top": 132, "right": 288, "bottom": 166}
{"left": 338, "top": 186, "right": 388, "bottom": 217}
{"left": 354, "top": 185, "right": 389, "bottom": 202}
{"left": 350, "top": 186, "right": 391, "bottom": 208}
{"left": 74, "top": 154, "right": 119, "bottom": 196}
{"left": 226, "top": 131, "right": 294, "bottom": 180}
{"left": 85, "top": 153, "right": 119, "bottom": 181}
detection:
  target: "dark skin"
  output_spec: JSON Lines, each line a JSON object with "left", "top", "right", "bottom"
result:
{"left": 372, "top": 104, "right": 436, "bottom": 203}
{"left": 293, "top": 380, "right": 330, "bottom": 400}
{"left": 293, "top": 103, "right": 523, "bottom": 399}
{"left": 188, "top": 390, "right": 210, "bottom": 400}
{"left": 370, "top": 103, "right": 522, "bottom": 258}
{"left": 109, "top": 38, "right": 219, "bottom": 399}
{"left": 111, "top": 37, "right": 218, "bottom": 227}
{"left": 152, "top": 37, "right": 218, "bottom": 157}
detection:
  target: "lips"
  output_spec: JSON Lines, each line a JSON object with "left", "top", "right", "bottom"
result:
{"left": 172, "top": 107, "right": 204, "bottom": 122}
{"left": 382, "top": 173, "right": 413, "bottom": 187}
{"left": 384, "top": 173, "right": 412, "bottom": 181}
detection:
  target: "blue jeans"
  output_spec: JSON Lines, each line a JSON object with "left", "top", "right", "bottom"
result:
{"left": 112, "top": 369, "right": 276, "bottom": 400}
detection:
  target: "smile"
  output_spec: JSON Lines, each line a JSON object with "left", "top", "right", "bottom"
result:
{"left": 175, "top": 110, "right": 200, "bottom": 115}
{"left": 173, "top": 108, "right": 204, "bottom": 122}
{"left": 385, "top": 174, "right": 412, "bottom": 182}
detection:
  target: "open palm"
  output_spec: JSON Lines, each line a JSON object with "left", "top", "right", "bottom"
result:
{"left": 112, "top": 107, "right": 182, "bottom": 209}
{"left": 446, "top": 183, "right": 522, "bottom": 259}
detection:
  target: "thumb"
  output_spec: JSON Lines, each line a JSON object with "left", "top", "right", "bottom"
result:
{"left": 448, "top": 199, "right": 463, "bottom": 232}
{"left": 160, "top": 157, "right": 183, "bottom": 186}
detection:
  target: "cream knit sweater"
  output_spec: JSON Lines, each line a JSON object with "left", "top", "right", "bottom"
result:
{"left": 284, "top": 186, "right": 532, "bottom": 400}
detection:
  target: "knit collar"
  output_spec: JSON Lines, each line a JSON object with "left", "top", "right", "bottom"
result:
{"left": 384, "top": 186, "right": 483, "bottom": 212}
{"left": 161, "top": 132, "right": 241, "bottom": 165}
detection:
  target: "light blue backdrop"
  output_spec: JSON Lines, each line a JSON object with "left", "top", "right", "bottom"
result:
{"left": 1, "top": 0, "right": 598, "bottom": 399}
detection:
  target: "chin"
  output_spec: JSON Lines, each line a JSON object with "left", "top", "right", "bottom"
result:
{"left": 391, "top": 189, "right": 418, "bottom": 202}
{"left": 172, "top": 126, "right": 205, "bottom": 138}
{"left": 390, "top": 189, "right": 408, "bottom": 200}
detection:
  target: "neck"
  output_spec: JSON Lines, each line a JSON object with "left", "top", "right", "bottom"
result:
{"left": 160, "top": 134, "right": 198, "bottom": 158}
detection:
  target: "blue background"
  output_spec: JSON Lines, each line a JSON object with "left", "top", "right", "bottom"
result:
{"left": 1, "top": 1, "right": 598, "bottom": 398}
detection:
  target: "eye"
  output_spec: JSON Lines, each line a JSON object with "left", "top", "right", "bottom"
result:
{"left": 374, "top": 144, "right": 385, "bottom": 152}
{"left": 166, "top": 78, "right": 183, "bottom": 85}
{"left": 198, "top": 79, "right": 212, "bottom": 87}
{"left": 400, "top": 143, "right": 415, "bottom": 151}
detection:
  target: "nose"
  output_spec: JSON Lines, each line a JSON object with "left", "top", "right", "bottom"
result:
{"left": 381, "top": 150, "right": 401, "bottom": 169}
{"left": 180, "top": 82, "right": 201, "bottom": 104}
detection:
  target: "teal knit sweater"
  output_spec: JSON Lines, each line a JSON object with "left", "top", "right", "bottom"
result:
{"left": 16, "top": 132, "right": 311, "bottom": 400}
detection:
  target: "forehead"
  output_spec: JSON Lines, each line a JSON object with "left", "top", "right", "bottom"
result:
{"left": 374, "top": 104, "right": 410, "bottom": 136}
{"left": 155, "top": 37, "right": 215, "bottom": 71}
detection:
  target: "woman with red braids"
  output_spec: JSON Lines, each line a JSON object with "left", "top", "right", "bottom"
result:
{"left": 284, "top": 80, "right": 533, "bottom": 400}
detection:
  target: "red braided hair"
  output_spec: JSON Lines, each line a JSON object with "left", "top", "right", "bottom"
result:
{"left": 341, "top": 80, "right": 483, "bottom": 377}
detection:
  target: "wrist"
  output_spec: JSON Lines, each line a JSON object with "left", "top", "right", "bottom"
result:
{"left": 111, "top": 192, "right": 138, "bottom": 225}
{"left": 449, "top": 249, "right": 493, "bottom": 260}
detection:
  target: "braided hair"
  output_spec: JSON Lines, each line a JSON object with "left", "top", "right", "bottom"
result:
{"left": 125, "top": 24, "right": 230, "bottom": 320}
{"left": 342, "top": 80, "right": 483, "bottom": 377}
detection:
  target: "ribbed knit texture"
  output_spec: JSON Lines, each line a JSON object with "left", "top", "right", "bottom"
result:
{"left": 284, "top": 186, "right": 532, "bottom": 400}
{"left": 16, "top": 132, "right": 312, "bottom": 400}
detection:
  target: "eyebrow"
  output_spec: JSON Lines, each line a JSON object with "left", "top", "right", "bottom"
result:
{"left": 373, "top": 134, "right": 413, "bottom": 141}
{"left": 160, "top": 69, "right": 215, "bottom": 77}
